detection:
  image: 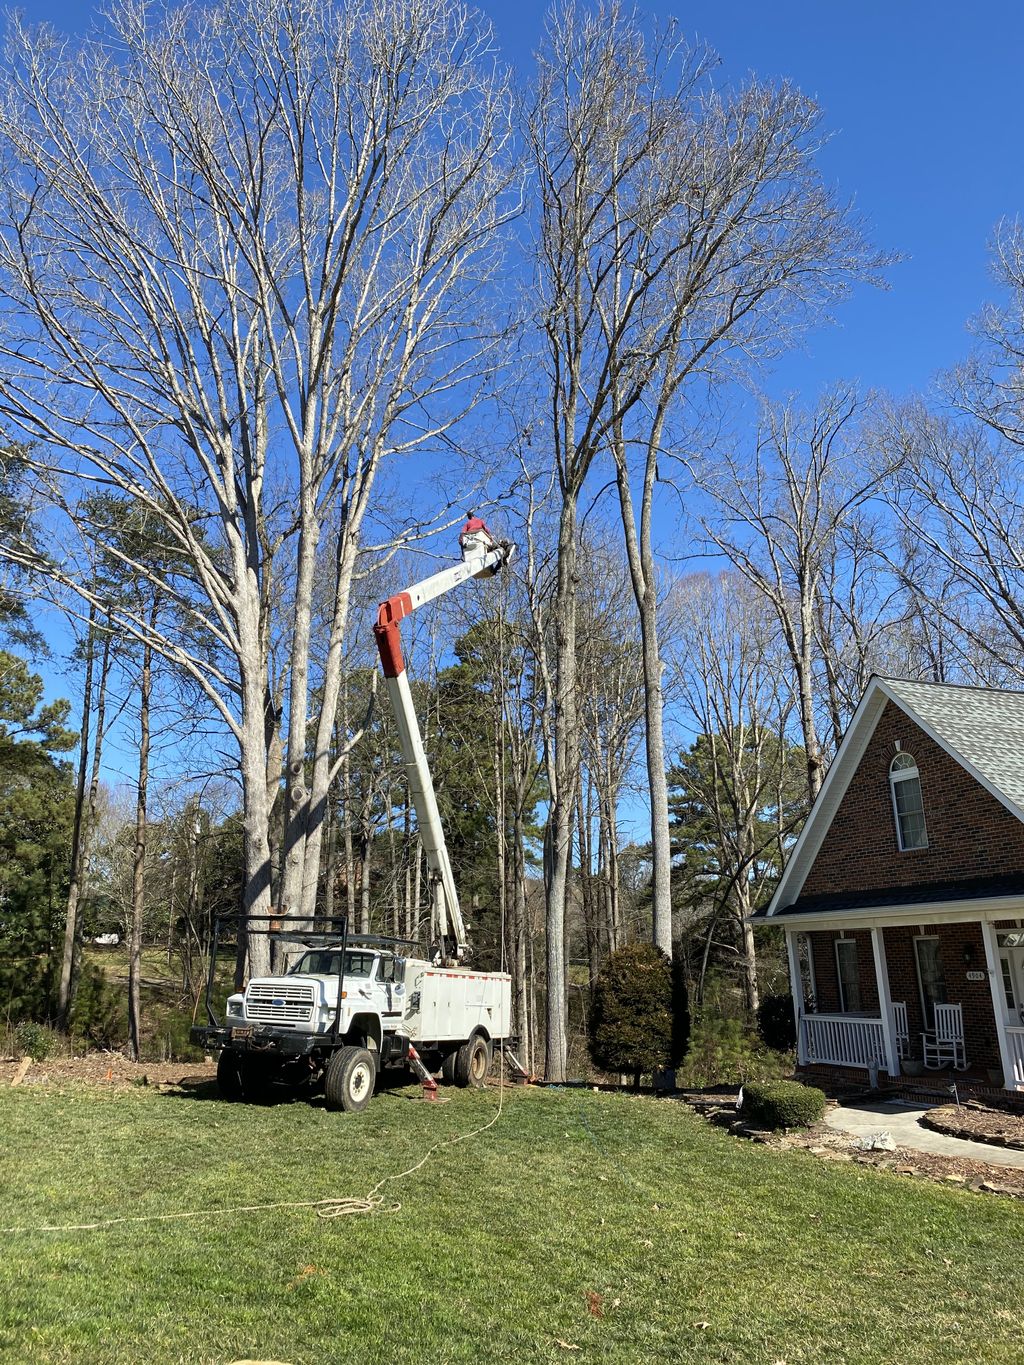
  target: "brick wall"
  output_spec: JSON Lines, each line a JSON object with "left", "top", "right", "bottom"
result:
{"left": 806, "top": 923, "right": 1001, "bottom": 1068}
{"left": 810, "top": 930, "right": 878, "bottom": 1012}
{"left": 800, "top": 701, "right": 1024, "bottom": 900}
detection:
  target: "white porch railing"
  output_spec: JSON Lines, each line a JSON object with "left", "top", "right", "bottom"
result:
{"left": 1006, "top": 1027, "right": 1024, "bottom": 1087}
{"left": 802, "top": 1013, "right": 888, "bottom": 1069}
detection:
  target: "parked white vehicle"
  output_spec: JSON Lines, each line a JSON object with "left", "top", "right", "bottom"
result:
{"left": 192, "top": 520, "right": 520, "bottom": 1112}
{"left": 213, "top": 943, "right": 511, "bottom": 1110}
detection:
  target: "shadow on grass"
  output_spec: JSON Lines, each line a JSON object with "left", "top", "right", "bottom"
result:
{"left": 162, "top": 1065, "right": 430, "bottom": 1110}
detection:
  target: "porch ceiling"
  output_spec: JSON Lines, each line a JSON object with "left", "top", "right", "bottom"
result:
{"left": 753, "top": 893, "right": 1024, "bottom": 931}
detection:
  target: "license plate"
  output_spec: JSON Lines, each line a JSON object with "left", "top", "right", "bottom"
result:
{"left": 231, "top": 1027, "right": 252, "bottom": 1039}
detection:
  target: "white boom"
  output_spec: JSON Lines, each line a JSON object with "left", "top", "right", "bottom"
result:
{"left": 373, "top": 518, "right": 513, "bottom": 963}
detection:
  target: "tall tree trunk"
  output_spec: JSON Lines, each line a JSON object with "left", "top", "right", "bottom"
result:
{"left": 613, "top": 448, "right": 672, "bottom": 955}
{"left": 388, "top": 793, "right": 400, "bottom": 938}
{"left": 240, "top": 656, "right": 275, "bottom": 981}
{"left": 342, "top": 678, "right": 356, "bottom": 931}
{"left": 59, "top": 618, "right": 113, "bottom": 1028}
{"left": 322, "top": 784, "right": 337, "bottom": 930}
{"left": 359, "top": 798, "right": 372, "bottom": 936}
{"left": 544, "top": 499, "right": 580, "bottom": 1081}
{"left": 511, "top": 810, "right": 530, "bottom": 1062}
{"left": 578, "top": 780, "right": 600, "bottom": 989}
{"left": 128, "top": 617, "right": 154, "bottom": 1061}
{"left": 740, "top": 913, "right": 760, "bottom": 1014}
{"left": 411, "top": 836, "right": 423, "bottom": 941}
{"left": 57, "top": 603, "right": 96, "bottom": 1030}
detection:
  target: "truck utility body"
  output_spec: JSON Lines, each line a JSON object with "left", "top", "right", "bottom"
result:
{"left": 190, "top": 520, "right": 518, "bottom": 1112}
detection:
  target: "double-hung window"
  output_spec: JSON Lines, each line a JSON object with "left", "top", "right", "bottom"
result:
{"left": 890, "top": 752, "right": 928, "bottom": 850}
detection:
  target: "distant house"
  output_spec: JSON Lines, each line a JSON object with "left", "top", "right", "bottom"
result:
{"left": 758, "top": 677, "right": 1024, "bottom": 1093}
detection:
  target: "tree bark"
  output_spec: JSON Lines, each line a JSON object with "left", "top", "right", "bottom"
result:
{"left": 128, "top": 616, "right": 154, "bottom": 1061}
{"left": 57, "top": 603, "right": 96, "bottom": 1030}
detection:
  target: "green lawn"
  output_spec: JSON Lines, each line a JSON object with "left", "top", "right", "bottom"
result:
{"left": 0, "top": 1079, "right": 1019, "bottom": 1364}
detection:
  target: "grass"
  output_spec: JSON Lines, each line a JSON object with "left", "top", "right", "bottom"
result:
{"left": 0, "top": 1079, "right": 1021, "bottom": 1364}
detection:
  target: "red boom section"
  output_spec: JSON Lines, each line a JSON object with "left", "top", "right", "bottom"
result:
{"left": 374, "top": 591, "right": 413, "bottom": 678}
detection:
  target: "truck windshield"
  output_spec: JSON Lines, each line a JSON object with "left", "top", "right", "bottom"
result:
{"left": 288, "top": 950, "right": 375, "bottom": 979}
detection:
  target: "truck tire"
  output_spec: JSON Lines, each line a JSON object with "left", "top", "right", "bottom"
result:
{"left": 453, "top": 1034, "right": 491, "bottom": 1088}
{"left": 239, "top": 1056, "right": 276, "bottom": 1104}
{"left": 441, "top": 1049, "right": 458, "bottom": 1085}
{"left": 217, "top": 1048, "right": 245, "bottom": 1101}
{"left": 324, "top": 1046, "right": 376, "bottom": 1113}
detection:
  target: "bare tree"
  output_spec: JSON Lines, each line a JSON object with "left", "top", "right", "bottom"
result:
{"left": 0, "top": 0, "right": 513, "bottom": 972}
{"left": 693, "top": 388, "right": 895, "bottom": 800}
{"left": 883, "top": 404, "right": 1024, "bottom": 686}
{"left": 669, "top": 571, "right": 804, "bottom": 1011}
{"left": 576, "top": 541, "right": 645, "bottom": 960}
{"left": 527, "top": 7, "right": 887, "bottom": 1045}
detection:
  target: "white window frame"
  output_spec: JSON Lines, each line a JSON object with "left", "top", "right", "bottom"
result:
{"left": 835, "top": 937, "right": 862, "bottom": 1014}
{"left": 889, "top": 752, "right": 928, "bottom": 851}
{"left": 797, "top": 932, "right": 817, "bottom": 1011}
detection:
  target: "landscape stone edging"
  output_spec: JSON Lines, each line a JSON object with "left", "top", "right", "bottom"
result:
{"left": 920, "top": 1105, "right": 1024, "bottom": 1151}
{"left": 681, "top": 1093, "right": 1024, "bottom": 1201}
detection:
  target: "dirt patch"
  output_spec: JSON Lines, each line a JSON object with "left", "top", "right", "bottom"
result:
{"left": 0, "top": 1052, "right": 214, "bottom": 1090}
{"left": 682, "top": 1089, "right": 1024, "bottom": 1200}
{"left": 922, "top": 1102, "right": 1024, "bottom": 1150}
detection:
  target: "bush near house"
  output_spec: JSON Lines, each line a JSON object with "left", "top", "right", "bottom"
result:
{"left": 742, "top": 1079, "right": 826, "bottom": 1130}
{"left": 756, "top": 992, "right": 798, "bottom": 1052}
{"left": 678, "top": 1014, "right": 792, "bottom": 1088}
{"left": 588, "top": 943, "right": 688, "bottom": 1085}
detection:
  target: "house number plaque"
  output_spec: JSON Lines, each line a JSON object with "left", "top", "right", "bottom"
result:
{"left": 965, "top": 970, "right": 986, "bottom": 982}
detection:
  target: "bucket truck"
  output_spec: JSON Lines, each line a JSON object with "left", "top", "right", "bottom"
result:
{"left": 190, "top": 519, "right": 520, "bottom": 1113}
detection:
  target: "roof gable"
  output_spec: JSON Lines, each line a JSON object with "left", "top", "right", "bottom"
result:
{"left": 765, "top": 676, "right": 1024, "bottom": 915}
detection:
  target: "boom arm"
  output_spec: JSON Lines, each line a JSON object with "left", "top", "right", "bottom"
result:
{"left": 373, "top": 519, "right": 512, "bottom": 963}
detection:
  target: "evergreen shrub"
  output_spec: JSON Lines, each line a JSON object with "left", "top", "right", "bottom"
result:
{"left": 71, "top": 963, "right": 122, "bottom": 1047}
{"left": 677, "top": 1015, "right": 789, "bottom": 1088}
{"left": 588, "top": 943, "right": 688, "bottom": 1085}
{"left": 742, "top": 1079, "right": 826, "bottom": 1130}
{"left": 13, "top": 1019, "right": 56, "bottom": 1061}
{"left": 756, "top": 993, "right": 797, "bottom": 1052}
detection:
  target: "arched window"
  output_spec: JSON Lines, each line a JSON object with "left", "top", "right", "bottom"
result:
{"left": 890, "top": 752, "right": 927, "bottom": 850}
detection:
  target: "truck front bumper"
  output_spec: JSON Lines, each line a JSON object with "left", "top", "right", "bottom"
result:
{"left": 190, "top": 1024, "right": 328, "bottom": 1056}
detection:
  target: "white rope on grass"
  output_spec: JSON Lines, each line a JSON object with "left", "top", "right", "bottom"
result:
{"left": 1, "top": 1057, "right": 507, "bottom": 1236}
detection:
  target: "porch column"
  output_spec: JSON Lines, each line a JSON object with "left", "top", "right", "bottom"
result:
{"left": 870, "top": 927, "right": 900, "bottom": 1078}
{"left": 980, "top": 920, "right": 1015, "bottom": 1089}
{"left": 785, "top": 931, "right": 807, "bottom": 1065}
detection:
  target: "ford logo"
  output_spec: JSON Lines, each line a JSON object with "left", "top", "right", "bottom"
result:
{"left": 272, "top": 997, "right": 285, "bottom": 1007}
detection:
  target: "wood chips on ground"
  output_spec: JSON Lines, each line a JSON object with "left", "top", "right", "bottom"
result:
{"left": 0, "top": 1053, "right": 214, "bottom": 1090}
{"left": 921, "top": 1101, "right": 1024, "bottom": 1150}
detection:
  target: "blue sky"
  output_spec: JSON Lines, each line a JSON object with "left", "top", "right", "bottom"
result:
{"left": 30, "top": 1, "right": 1024, "bottom": 401}
{"left": 478, "top": 0, "right": 1024, "bottom": 402}
{"left": 19, "top": 1, "right": 1024, "bottom": 808}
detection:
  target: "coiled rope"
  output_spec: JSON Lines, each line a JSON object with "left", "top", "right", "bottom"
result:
{"left": 1, "top": 1059, "right": 507, "bottom": 1236}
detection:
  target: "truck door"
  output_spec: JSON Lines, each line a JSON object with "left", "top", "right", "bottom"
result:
{"left": 378, "top": 955, "right": 406, "bottom": 1019}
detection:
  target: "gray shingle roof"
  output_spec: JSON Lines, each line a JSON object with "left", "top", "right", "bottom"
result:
{"left": 882, "top": 677, "right": 1024, "bottom": 817}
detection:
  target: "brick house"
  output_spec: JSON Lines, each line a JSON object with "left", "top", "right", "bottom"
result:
{"left": 758, "top": 677, "right": 1024, "bottom": 1092}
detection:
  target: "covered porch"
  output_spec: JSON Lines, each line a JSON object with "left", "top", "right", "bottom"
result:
{"left": 781, "top": 907, "right": 1024, "bottom": 1093}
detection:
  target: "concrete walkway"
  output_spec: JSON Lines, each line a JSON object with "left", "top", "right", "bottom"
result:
{"left": 824, "top": 1100, "right": 1024, "bottom": 1169}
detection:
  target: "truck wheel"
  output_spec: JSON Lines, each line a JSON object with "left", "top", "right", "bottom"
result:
{"left": 324, "top": 1046, "right": 376, "bottom": 1113}
{"left": 239, "top": 1057, "right": 276, "bottom": 1104}
{"left": 217, "top": 1049, "right": 244, "bottom": 1101}
{"left": 454, "top": 1035, "right": 491, "bottom": 1088}
{"left": 441, "top": 1049, "right": 458, "bottom": 1085}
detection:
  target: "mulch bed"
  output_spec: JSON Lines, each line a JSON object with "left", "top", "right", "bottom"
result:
{"left": 921, "top": 1101, "right": 1024, "bottom": 1150}
{"left": 0, "top": 1052, "right": 214, "bottom": 1091}
{"left": 680, "top": 1089, "right": 1024, "bottom": 1200}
